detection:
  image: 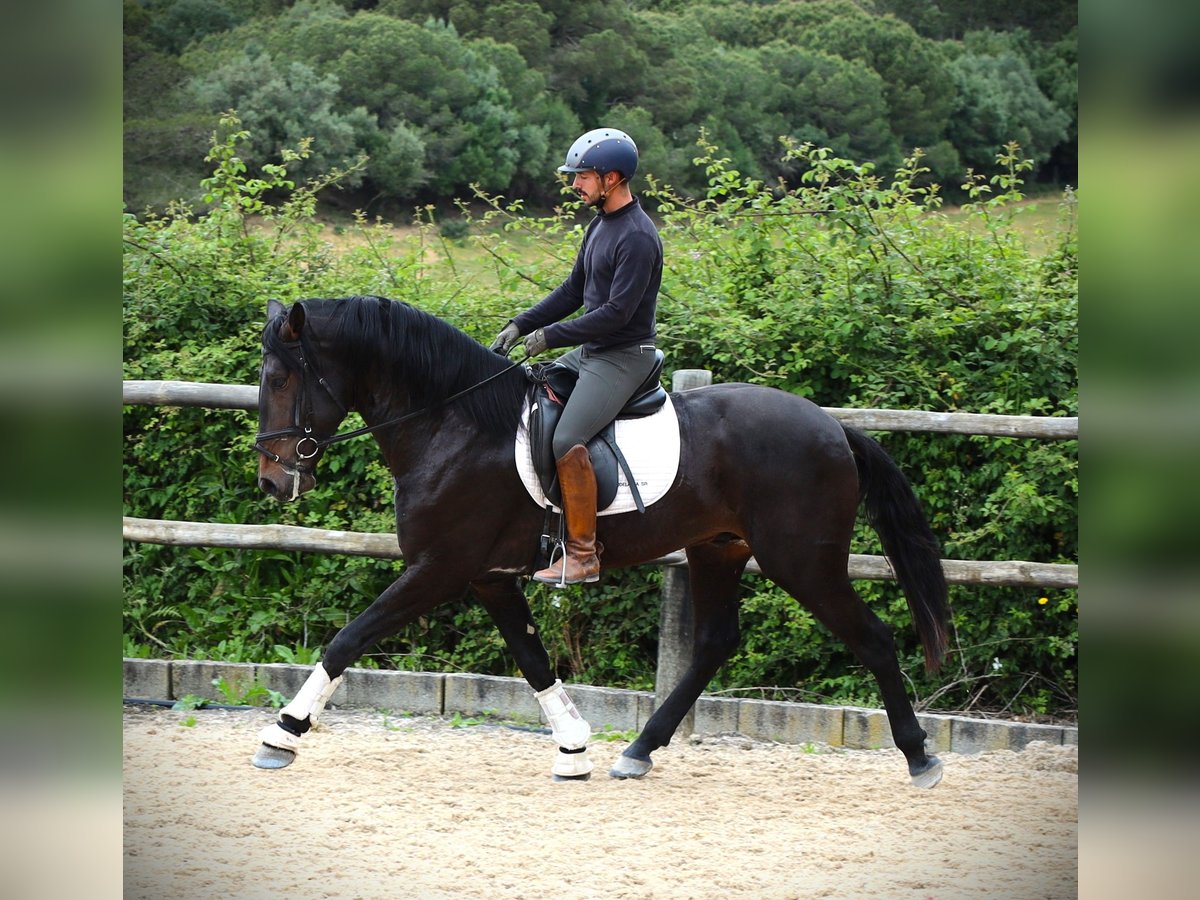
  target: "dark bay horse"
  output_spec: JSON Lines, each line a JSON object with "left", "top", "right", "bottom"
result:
{"left": 253, "top": 296, "right": 950, "bottom": 788}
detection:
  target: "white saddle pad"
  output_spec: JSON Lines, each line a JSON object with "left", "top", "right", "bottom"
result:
{"left": 515, "top": 393, "right": 681, "bottom": 516}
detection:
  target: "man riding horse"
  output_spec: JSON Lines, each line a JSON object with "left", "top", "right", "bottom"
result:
{"left": 492, "top": 127, "right": 663, "bottom": 586}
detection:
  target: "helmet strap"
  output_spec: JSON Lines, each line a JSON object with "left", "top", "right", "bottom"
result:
{"left": 596, "top": 172, "right": 628, "bottom": 209}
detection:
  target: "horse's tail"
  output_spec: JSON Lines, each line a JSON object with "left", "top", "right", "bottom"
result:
{"left": 842, "top": 424, "right": 950, "bottom": 672}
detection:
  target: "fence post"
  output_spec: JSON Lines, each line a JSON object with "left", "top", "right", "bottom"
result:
{"left": 653, "top": 369, "right": 712, "bottom": 735}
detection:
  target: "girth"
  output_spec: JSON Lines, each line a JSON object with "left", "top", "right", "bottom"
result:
{"left": 527, "top": 350, "right": 667, "bottom": 513}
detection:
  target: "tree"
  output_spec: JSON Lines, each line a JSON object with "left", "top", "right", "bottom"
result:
{"left": 678, "top": 2, "right": 754, "bottom": 47}
{"left": 124, "top": 0, "right": 1077, "bottom": 209}
{"left": 550, "top": 28, "right": 651, "bottom": 126}
{"left": 189, "top": 52, "right": 373, "bottom": 186}
{"left": 669, "top": 2, "right": 951, "bottom": 181}
{"left": 125, "top": 4, "right": 217, "bottom": 210}
{"left": 946, "top": 50, "right": 1069, "bottom": 172}
{"left": 874, "top": 0, "right": 1077, "bottom": 42}
{"left": 365, "top": 120, "right": 428, "bottom": 197}
{"left": 955, "top": 27, "right": 1077, "bottom": 183}
{"left": 380, "top": 0, "right": 633, "bottom": 58}
{"left": 785, "top": 6, "right": 956, "bottom": 153}
{"left": 454, "top": 0, "right": 555, "bottom": 68}
{"left": 176, "top": 3, "right": 564, "bottom": 204}
{"left": 757, "top": 43, "right": 898, "bottom": 175}
{"left": 512, "top": 96, "right": 582, "bottom": 200}
{"left": 628, "top": 10, "right": 714, "bottom": 134}
{"left": 1029, "top": 28, "right": 1077, "bottom": 183}
{"left": 470, "top": 38, "right": 568, "bottom": 185}
{"left": 149, "top": 0, "right": 239, "bottom": 55}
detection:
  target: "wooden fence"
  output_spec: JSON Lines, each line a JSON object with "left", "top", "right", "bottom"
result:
{"left": 122, "top": 374, "right": 1078, "bottom": 715}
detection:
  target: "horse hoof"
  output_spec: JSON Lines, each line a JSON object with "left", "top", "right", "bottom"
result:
{"left": 609, "top": 755, "right": 653, "bottom": 779}
{"left": 252, "top": 744, "right": 297, "bottom": 769}
{"left": 552, "top": 772, "right": 592, "bottom": 782}
{"left": 910, "top": 757, "right": 943, "bottom": 789}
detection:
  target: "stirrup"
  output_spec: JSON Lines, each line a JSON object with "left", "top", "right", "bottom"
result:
{"left": 538, "top": 540, "right": 569, "bottom": 588}
{"left": 532, "top": 541, "right": 599, "bottom": 587}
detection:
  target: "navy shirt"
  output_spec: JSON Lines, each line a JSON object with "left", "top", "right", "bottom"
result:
{"left": 513, "top": 197, "right": 661, "bottom": 352}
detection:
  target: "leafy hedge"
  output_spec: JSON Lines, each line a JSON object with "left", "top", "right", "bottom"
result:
{"left": 123, "top": 117, "right": 1077, "bottom": 719}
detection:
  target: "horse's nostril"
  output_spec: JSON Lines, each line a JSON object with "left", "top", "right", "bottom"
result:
{"left": 259, "top": 477, "right": 278, "bottom": 497}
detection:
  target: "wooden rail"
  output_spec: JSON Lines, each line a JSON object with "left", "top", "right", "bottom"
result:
{"left": 121, "top": 517, "right": 1078, "bottom": 589}
{"left": 122, "top": 380, "right": 1078, "bottom": 439}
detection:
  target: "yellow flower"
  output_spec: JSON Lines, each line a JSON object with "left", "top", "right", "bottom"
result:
{"left": 1038, "top": 597, "right": 1049, "bottom": 605}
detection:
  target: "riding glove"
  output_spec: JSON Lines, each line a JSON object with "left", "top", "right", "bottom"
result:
{"left": 523, "top": 328, "right": 548, "bottom": 358}
{"left": 490, "top": 321, "right": 521, "bottom": 355}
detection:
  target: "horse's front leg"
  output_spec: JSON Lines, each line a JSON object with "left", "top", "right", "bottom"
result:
{"left": 472, "top": 577, "right": 594, "bottom": 781}
{"left": 252, "top": 564, "right": 466, "bottom": 769}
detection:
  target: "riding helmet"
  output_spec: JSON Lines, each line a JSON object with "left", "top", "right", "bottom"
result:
{"left": 558, "top": 128, "right": 639, "bottom": 180}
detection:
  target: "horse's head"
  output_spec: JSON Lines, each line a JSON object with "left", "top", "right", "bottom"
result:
{"left": 254, "top": 299, "right": 350, "bottom": 501}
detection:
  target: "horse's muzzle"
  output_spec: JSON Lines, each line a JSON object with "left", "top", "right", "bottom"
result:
{"left": 257, "top": 464, "right": 313, "bottom": 502}
{"left": 258, "top": 475, "right": 285, "bottom": 499}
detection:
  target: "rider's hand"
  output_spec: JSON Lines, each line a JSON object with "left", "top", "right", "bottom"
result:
{"left": 523, "top": 328, "right": 548, "bottom": 358}
{"left": 490, "top": 321, "right": 521, "bottom": 356}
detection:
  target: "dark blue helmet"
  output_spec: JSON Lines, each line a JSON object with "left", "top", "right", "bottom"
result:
{"left": 558, "top": 128, "right": 639, "bottom": 180}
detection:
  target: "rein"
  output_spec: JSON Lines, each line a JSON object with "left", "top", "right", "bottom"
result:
{"left": 254, "top": 335, "right": 529, "bottom": 493}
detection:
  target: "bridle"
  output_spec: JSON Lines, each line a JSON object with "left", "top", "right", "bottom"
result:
{"left": 252, "top": 335, "right": 349, "bottom": 500}
{"left": 254, "top": 332, "right": 528, "bottom": 499}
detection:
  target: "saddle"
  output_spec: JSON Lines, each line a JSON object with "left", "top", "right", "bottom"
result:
{"left": 528, "top": 349, "right": 667, "bottom": 513}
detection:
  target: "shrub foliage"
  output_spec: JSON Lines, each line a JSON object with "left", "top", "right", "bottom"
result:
{"left": 123, "top": 117, "right": 1077, "bottom": 718}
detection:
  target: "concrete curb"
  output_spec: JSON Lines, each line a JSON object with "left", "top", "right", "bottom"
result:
{"left": 123, "top": 658, "right": 1078, "bottom": 753}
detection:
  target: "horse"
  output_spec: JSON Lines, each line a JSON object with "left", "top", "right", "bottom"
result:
{"left": 252, "top": 295, "right": 950, "bottom": 788}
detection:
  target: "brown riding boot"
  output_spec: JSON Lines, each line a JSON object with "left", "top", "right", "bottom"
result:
{"left": 534, "top": 444, "right": 601, "bottom": 586}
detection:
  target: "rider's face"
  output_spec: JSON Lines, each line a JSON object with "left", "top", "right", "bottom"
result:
{"left": 572, "top": 170, "right": 609, "bottom": 207}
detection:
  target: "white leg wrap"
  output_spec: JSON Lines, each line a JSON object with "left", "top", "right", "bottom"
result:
{"left": 258, "top": 721, "right": 303, "bottom": 752}
{"left": 551, "top": 748, "right": 594, "bottom": 779}
{"left": 279, "top": 663, "right": 343, "bottom": 725}
{"left": 535, "top": 679, "right": 590, "bottom": 750}
{"left": 259, "top": 664, "right": 343, "bottom": 753}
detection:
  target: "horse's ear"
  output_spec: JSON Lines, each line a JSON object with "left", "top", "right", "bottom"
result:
{"left": 280, "top": 302, "right": 306, "bottom": 342}
{"left": 267, "top": 298, "right": 286, "bottom": 320}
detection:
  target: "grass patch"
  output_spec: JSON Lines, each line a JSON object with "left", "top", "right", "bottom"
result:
{"left": 936, "top": 193, "right": 1073, "bottom": 255}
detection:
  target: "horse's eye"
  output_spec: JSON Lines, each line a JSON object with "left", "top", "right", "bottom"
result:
{"left": 270, "top": 375, "right": 289, "bottom": 390}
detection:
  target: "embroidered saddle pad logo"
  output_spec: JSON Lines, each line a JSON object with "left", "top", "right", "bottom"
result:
{"left": 515, "top": 394, "right": 681, "bottom": 516}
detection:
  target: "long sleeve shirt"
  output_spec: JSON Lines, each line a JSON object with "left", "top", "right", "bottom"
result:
{"left": 513, "top": 197, "right": 662, "bottom": 352}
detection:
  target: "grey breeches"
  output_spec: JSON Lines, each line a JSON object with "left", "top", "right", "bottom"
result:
{"left": 552, "top": 342, "right": 659, "bottom": 460}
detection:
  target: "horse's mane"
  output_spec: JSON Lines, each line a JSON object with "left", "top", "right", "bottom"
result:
{"left": 263, "top": 296, "right": 527, "bottom": 437}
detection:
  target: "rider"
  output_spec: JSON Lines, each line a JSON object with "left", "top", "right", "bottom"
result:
{"left": 492, "top": 127, "right": 663, "bottom": 586}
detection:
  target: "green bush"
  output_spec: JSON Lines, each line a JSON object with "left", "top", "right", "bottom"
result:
{"left": 123, "top": 119, "right": 1076, "bottom": 718}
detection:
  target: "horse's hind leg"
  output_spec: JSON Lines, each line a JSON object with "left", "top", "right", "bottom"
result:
{"left": 472, "top": 577, "right": 595, "bottom": 781}
{"left": 757, "top": 548, "right": 942, "bottom": 788}
{"left": 611, "top": 537, "right": 751, "bottom": 779}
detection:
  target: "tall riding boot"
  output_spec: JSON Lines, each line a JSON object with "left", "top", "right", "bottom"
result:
{"left": 534, "top": 444, "right": 601, "bottom": 585}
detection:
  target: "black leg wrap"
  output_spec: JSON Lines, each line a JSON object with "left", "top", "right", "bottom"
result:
{"left": 278, "top": 714, "right": 310, "bottom": 737}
